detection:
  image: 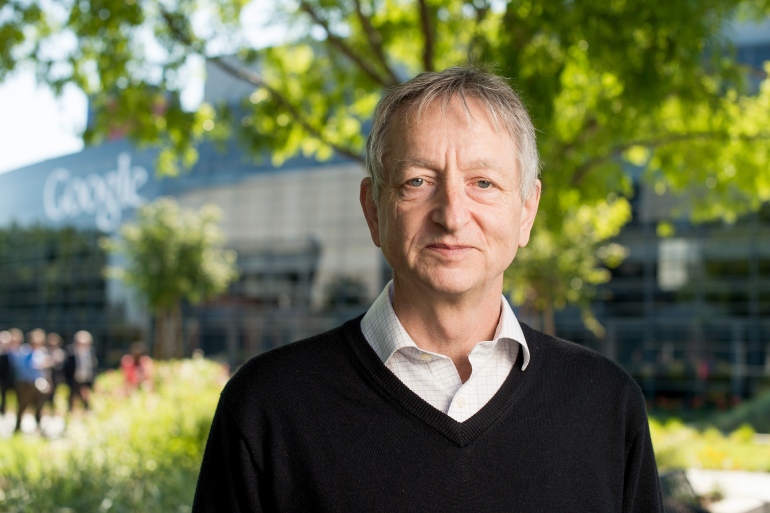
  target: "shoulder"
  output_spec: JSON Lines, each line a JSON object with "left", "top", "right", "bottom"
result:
{"left": 523, "top": 324, "right": 632, "bottom": 381}
{"left": 217, "top": 318, "right": 360, "bottom": 413}
{"left": 522, "top": 323, "right": 648, "bottom": 426}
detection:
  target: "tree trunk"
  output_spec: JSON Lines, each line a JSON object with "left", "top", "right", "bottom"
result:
{"left": 153, "top": 303, "right": 183, "bottom": 359}
{"left": 153, "top": 310, "right": 168, "bottom": 359}
{"left": 153, "top": 312, "right": 161, "bottom": 359}
{"left": 170, "top": 302, "right": 183, "bottom": 358}
{"left": 542, "top": 304, "right": 556, "bottom": 337}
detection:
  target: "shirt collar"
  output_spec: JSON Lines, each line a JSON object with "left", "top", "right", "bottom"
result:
{"left": 361, "top": 281, "right": 531, "bottom": 371}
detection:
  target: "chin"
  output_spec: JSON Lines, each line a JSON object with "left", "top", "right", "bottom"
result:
{"left": 416, "top": 270, "right": 481, "bottom": 297}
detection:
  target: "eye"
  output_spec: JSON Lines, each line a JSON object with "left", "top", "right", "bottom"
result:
{"left": 407, "top": 177, "right": 425, "bottom": 187}
{"left": 476, "top": 179, "right": 493, "bottom": 189}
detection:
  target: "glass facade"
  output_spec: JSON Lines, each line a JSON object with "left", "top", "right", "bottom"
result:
{"left": 0, "top": 139, "right": 379, "bottom": 367}
{"left": 604, "top": 208, "right": 769, "bottom": 404}
{"left": 549, "top": 214, "right": 770, "bottom": 406}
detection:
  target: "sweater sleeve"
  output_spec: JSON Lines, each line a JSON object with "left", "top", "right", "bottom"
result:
{"left": 623, "top": 421, "right": 663, "bottom": 513}
{"left": 192, "top": 401, "right": 263, "bottom": 513}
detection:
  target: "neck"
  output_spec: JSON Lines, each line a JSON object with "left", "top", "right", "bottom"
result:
{"left": 391, "top": 278, "right": 502, "bottom": 382}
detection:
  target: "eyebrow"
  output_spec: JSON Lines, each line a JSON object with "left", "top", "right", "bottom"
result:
{"left": 393, "top": 157, "right": 433, "bottom": 174}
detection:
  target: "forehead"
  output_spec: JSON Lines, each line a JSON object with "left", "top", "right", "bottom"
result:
{"left": 396, "top": 95, "right": 502, "bottom": 133}
{"left": 384, "top": 96, "right": 517, "bottom": 173}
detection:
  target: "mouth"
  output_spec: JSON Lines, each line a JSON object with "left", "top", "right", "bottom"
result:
{"left": 425, "top": 243, "right": 473, "bottom": 256}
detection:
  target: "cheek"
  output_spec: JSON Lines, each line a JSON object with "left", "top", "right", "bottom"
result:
{"left": 383, "top": 205, "right": 424, "bottom": 252}
{"left": 487, "top": 213, "right": 520, "bottom": 254}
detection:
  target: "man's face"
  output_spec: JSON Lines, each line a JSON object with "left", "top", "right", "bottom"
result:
{"left": 361, "top": 97, "right": 540, "bottom": 300}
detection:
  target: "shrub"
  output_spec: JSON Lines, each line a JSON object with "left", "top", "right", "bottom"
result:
{"left": 700, "top": 390, "right": 770, "bottom": 433}
{"left": 0, "top": 358, "right": 228, "bottom": 512}
{"left": 650, "top": 418, "right": 770, "bottom": 472}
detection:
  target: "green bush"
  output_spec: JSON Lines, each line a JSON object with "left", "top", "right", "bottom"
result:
{"left": 699, "top": 389, "right": 770, "bottom": 433}
{"left": 0, "top": 358, "right": 228, "bottom": 512}
{"left": 650, "top": 418, "right": 770, "bottom": 472}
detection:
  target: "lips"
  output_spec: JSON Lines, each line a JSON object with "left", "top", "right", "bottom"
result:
{"left": 425, "top": 243, "right": 473, "bottom": 256}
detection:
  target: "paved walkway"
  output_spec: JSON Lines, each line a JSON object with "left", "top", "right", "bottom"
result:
{"left": 0, "top": 411, "right": 67, "bottom": 438}
{"left": 688, "top": 469, "right": 770, "bottom": 513}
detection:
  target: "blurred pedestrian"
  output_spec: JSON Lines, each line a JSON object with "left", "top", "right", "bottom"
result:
{"left": 64, "top": 330, "right": 97, "bottom": 412}
{"left": 2, "top": 330, "right": 24, "bottom": 414}
{"left": 12, "top": 328, "right": 51, "bottom": 433}
{"left": 45, "top": 332, "right": 66, "bottom": 412}
{"left": 120, "top": 341, "right": 154, "bottom": 392}
{"left": 0, "top": 329, "right": 18, "bottom": 416}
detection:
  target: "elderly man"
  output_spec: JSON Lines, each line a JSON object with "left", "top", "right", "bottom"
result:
{"left": 194, "top": 67, "right": 662, "bottom": 512}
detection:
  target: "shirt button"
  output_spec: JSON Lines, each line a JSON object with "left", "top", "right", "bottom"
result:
{"left": 456, "top": 396, "right": 466, "bottom": 408}
{"left": 419, "top": 353, "right": 432, "bottom": 362}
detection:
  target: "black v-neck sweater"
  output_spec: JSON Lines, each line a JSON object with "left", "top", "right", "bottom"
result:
{"left": 193, "top": 316, "right": 663, "bottom": 512}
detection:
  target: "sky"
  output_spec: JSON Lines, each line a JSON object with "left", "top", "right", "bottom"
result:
{"left": 0, "top": 71, "right": 87, "bottom": 175}
{"left": 0, "top": 1, "right": 285, "bottom": 176}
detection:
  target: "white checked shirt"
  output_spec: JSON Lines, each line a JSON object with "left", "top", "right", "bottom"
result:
{"left": 361, "top": 281, "right": 531, "bottom": 423}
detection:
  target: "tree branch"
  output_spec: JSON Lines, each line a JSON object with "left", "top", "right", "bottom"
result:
{"left": 569, "top": 154, "right": 614, "bottom": 187}
{"left": 561, "top": 117, "right": 599, "bottom": 157}
{"left": 209, "top": 58, "right": 364, "bottom": 163}
{"left": 298, "top": 1, "right": 393, "bottom": 87}
{"left": 353, "top": 0, "right": 400, "bottom": 84}
{"left": 160, "top": 10, "right": 364, "bottom": 164}
{"left": 417, "top": 0, "right": 435, "bottom": 71}
{"left": 570, "top": 130, "right": 770, "bottom": 186}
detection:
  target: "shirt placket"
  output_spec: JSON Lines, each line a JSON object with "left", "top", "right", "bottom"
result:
{"left": 447, "top": 341, "right": 497, "bottom": 421}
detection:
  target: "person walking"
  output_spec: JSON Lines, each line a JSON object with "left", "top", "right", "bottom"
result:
{"left": 64, "top": 330, "right": 98, "bottom": 412}
{"left": 12, "top": 329, "right": 51, "bottom": 434}
{"left": 45, "top": 332, "right": 66, "bottom": 413}
{"left": 0, "top": 329, "right": 19, "bottom": 416}
{"left": 120, "top": 341, "right": 154, "bottom": 392}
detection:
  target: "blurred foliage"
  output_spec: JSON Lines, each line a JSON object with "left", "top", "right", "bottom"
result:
{"left": 651, "top": 417, "right": 770, "bottom": 472}
{"left": 2, "top": 0, "right": 770, "bottom": 331}
{"left": 0, "top": 358, "right": 228, "bottom": 513}
{"left": 696, "top": 389, "right": 770, "bottom": 433}
{"left": 102, "top": 198, "right": 237, "bottom": 359}
{"left": 505, "top": 195, "right": 630, "bottom": 335}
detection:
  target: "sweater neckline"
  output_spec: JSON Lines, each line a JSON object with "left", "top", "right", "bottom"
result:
{"left": 343, "top": 315, "right": 532, "bottom": 447}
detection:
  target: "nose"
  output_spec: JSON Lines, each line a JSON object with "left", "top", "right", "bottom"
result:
{"left": 430, "top": 180, "right": 471, "bottom": 232}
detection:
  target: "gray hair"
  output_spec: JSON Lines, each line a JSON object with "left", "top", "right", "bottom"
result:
{"left": 365, "top": 66, "right": 540, "bottom": 201}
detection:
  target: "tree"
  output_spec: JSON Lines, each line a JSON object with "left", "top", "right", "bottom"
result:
{"left": 103, "top": 198, "right": 237, "bottom": 359}
{"left": 3, "top": 0, "right": 770, "bottom": 334}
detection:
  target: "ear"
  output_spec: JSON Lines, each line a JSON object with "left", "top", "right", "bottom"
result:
{"left": 360, "top": 177, "right": 382, "bottom": 247}
{"left": 518, "top": 179, "right": 541, "bottom": 248}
